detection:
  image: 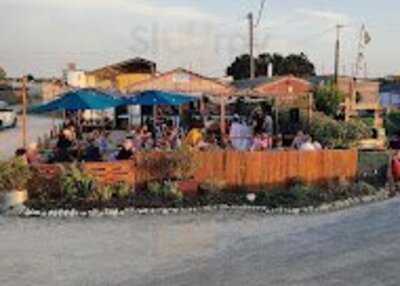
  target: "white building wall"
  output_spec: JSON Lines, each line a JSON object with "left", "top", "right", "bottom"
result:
{"left": 66, "top": 71, "right": 87, "bottom": 88}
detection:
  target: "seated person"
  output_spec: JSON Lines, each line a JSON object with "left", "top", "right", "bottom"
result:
{"left": 251, "top": 133, "right": 272, "bottom": 151}
{"left": 57, "top": 129, "right": 73, "bottom": 150}
{"left": 83, "top": 138, "right": 102, "bottom": 162}
{"left": 116, "top": 140, "right": 134, "bottom": 160}
{"left": 185, "top": 127, "right": 204, "bottom": 147}
{"left": 229, "top": 115, "right": 252, "bottom": 151}
{"left": 313, "top": 140, "right": 322, "bottom": 150}
{"left": 26, "top": 142, "right": 43, "bottom": 164}
{"left": 274, "top": 134, "right": 284, "bottom": 150}
{"left": 291, "top": 131, "right": 306, "bottom": 149}
{"left": 54, "top": 130, "right": 74, "bottom": 162}
{"left": 300, "top": 136, "right": 316, "bottom": 151}
{"left": 260, "top": 133, "right": 273, "bottom": 150}
{"left": 140, "top": 125, "right": 153, "bottom": 140}
{"left": 97, "top": 131, "right": 111, "bottom": 154}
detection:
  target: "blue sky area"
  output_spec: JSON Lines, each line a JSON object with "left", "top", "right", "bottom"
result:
{"left": 0, "top": 0, "right": 399, "bottom": 78}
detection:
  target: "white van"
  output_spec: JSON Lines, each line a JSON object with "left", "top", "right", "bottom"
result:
{"left": 0, "top": 101, "right": 17, "bottom": 129}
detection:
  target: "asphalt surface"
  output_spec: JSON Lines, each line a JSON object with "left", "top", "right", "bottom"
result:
{"left": 1, "top": 198, "right": 400, "bottom": 286}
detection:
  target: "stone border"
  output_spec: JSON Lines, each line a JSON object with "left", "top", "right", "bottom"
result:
{"left": 5, "top": 189, "right": 397, "bottom": 219}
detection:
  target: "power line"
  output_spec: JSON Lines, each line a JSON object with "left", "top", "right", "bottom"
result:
{"left": 255, "top": 0, "right": 267, "bottom": 28}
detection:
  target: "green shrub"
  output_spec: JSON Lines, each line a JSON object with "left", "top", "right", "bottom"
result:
{"left": 358, "top": 151, "right": 390, "bottom": 187}
{"left": 147, "top": 181, "right": 183, "bottom": 202}
{"left": 95, "top": 182, "right": 133, "bottom": 202}
{"left": 309, "top": 113, "right": 372, "bottom": 148}
{"left": 253, "top": 179, "right": 379, "bottom": 209}
{"left": 60, "top": 165, "right": 97, "bottom": 202}
{"left": 255, "top": 182, "right": 322, "bottom": 208}
{"left": 314, "top": 86, "right": 345, "bottom": 118}
{"left": 112, "top": 182, "right": 132, "bottom": 199}
{"left": 351, "top": 181, "right": 378, "bottom": 196}
{"left": 0, "top": 158, "right": 32, "bottom": 192}
{"left": 384, "top": 111, "right": 400, "bottom": 137}
{"left": 360, "top": 117, "right": 375, "bottom": 128}
{"left": 345, "top": 119, "right": 373, "bottom": 142}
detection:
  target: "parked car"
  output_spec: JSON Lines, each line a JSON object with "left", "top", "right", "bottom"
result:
{"left": 0, "top": 107, "right": 17, "bottom": 129}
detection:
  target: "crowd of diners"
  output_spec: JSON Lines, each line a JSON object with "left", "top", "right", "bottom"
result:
{"left": 14, "top": 109, "right": 323, "bottom": 164}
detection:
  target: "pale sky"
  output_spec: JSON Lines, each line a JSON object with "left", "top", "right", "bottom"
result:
{"left": 1, "top": 0, "right": 399, "bottom": 78}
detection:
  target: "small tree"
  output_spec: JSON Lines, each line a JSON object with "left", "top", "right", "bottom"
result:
{"left": 0, "top": 66, "right": 6, "bottom": 80}
{"left": 314, "top": 87, "right": 345, "bottom": 118}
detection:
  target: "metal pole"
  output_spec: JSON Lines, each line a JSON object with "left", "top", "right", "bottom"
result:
{"left": 274, "top": 100, "right": 279, "bottom": 134}
{"left": 248, "top": 12, "right": 255, "bottom": 80}
{"left": 220, "top": 96, "right": 226, "bottom": 135}
{"left": 21, "top": 76, "right": 28, "bottom": 148}
{"left": 334, "top": 24, "right": 344, "bottom": 85}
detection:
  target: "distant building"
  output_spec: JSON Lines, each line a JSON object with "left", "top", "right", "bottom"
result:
{"left": 233, "top": 75, "right": 312, "bottom": 105}
{"left": 0, "top": 80, "right": 17, "bottom": 104}
{"left": 310, "top": 76, "right": 383, "bottom": 127}
{"left": 127, "top": 67, "right": 233, "bottom": 96}
{"left": 85, "top": 57, "right": 156, "bottom": 93}
{"left": 63, "top": 64, "right": 87, "bottom": 88}
{"left": 41, "top": 80, "right": 66, "bottom": 102}
{"left": 0, "top": 77, "right": 46, "bottom": 104}
{"left": 380, "top": 83, "right": 400, "bottom": 110}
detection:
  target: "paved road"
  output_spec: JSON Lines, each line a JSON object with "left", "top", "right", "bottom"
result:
{"left": 0, "top": 115, "right": 56, "bottom": 158}
{"left": 1, "top": 198, "right": 400, "bottom": 286}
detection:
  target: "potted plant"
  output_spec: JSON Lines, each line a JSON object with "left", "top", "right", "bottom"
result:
{"left": 0, "top": 158, "right": 32, "bottom": 212}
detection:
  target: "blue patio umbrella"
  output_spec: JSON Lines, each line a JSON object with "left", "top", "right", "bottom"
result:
{"left": 123, "top": 90, "right": 197, "bottom": 106}
{"left": 31, "top": 88, "right": 125, "bottom": 113}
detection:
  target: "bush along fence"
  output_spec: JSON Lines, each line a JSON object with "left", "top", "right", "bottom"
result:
{"left": 19, "top": 183, "right": 395, "bottom": 218}
{"left": 4, "top": 149, "right": 399, "bottom": 218}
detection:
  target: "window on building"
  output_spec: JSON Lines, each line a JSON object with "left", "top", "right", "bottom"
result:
{"left": 356, "top": 91, "right": 363, "bottom": 103}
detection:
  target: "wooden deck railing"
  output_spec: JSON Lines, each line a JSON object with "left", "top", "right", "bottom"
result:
{"left": 34, "top": 150, "right": 358, "bottom": 191}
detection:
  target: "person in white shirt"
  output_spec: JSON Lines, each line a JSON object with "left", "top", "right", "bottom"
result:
{"left": 300, "top": 136, "right": 316, "bottom": 151}
{"left": 230, "top": 114, "right": 252, "bottom": 151}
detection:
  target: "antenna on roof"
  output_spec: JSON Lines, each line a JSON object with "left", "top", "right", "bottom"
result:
{"left": 355, "top": 24, "right": 371, "bottom": 78}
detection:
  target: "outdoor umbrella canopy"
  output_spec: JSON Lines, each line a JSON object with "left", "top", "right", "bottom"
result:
{"left": 123, "top": 90, "right": 197, "bottom": 106}
{"left": 31, "top": 88, "right": 125, "bottom": 113}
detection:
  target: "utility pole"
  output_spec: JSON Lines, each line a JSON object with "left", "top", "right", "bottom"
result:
{"left": 21, "top": 76, "right": 28, "bottom": 148}
{"left": 248, "top": 12, "right": 255, "bottom": 80}
{"left": 334, "top": 24, "right": 344, "bottom": 85}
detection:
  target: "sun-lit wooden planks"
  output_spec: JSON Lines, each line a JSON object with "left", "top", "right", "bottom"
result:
{"left": 34, "top": 150, "right": 358, "bottom": 191}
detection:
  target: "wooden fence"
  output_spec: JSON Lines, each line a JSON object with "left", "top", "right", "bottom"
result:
{"left": 34, "top": 150, "right": 358, "bottom": 191}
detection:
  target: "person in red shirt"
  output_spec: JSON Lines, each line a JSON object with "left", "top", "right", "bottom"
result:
{"left": 391, "top": 151, "right": 400, "bottom": 181}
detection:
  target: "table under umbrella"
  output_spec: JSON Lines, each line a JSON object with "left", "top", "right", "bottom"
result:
{"left": 122, "top": 90, "right": 199, "bottom": 128}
